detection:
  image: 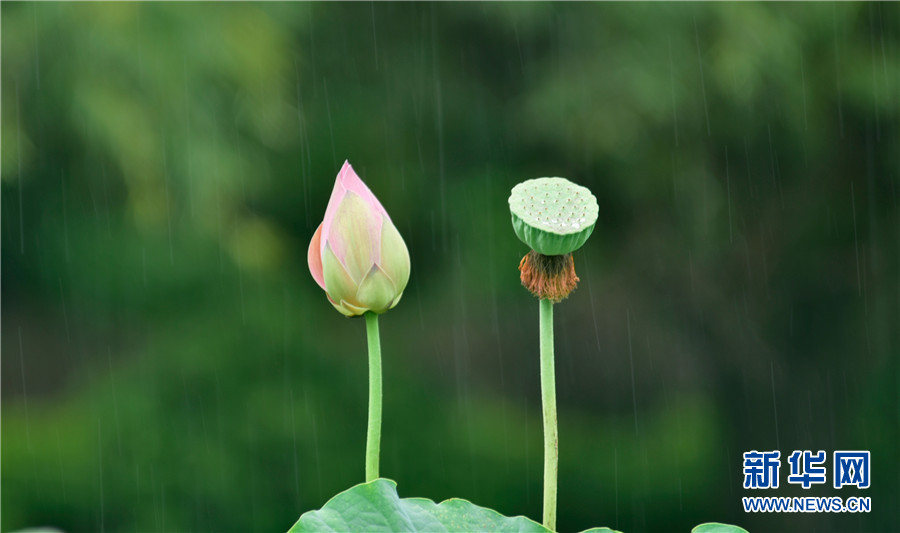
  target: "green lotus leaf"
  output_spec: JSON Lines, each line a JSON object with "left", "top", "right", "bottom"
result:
{"left": 288, "top": 479, "right": 548, "bottom": 532}
{"left": 691, "top": 523, "right": 750, "bottom": 533}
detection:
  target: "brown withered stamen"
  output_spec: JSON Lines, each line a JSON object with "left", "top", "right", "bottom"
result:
{"left": 518, "top": 250, "right": 579, "bottom": 303}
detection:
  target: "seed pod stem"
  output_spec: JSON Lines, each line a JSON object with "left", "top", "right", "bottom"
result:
{"left": 539, "top": 298, "right": 559, "bottom": 531}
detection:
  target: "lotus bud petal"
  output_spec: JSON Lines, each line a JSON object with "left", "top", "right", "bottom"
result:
{"left": 308, "top": 161, "right": 410, "bottom": 316}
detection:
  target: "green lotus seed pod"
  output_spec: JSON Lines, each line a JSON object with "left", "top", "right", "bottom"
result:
{"left": 508, "top": 177, "right": 598, "bottom": 256}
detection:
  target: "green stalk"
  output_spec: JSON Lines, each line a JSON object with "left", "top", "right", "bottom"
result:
{"left": 364, "top": 312, "right": 383, "bottom": 482}
{"left": 539, "top": 298, "right": 558, "bottom": 531}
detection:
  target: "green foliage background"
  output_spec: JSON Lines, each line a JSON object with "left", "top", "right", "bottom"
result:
{"left": 3, "top": 3, "right": 898, "bottom": 532}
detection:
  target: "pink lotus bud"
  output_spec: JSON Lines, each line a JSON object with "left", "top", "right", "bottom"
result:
{"left": 308, "top": 161, "right": 410, "bottom": 316}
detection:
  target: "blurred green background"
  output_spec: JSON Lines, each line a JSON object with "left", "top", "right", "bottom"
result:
{"left": 2, "top": 3, "right": 898, "bottom": 532}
